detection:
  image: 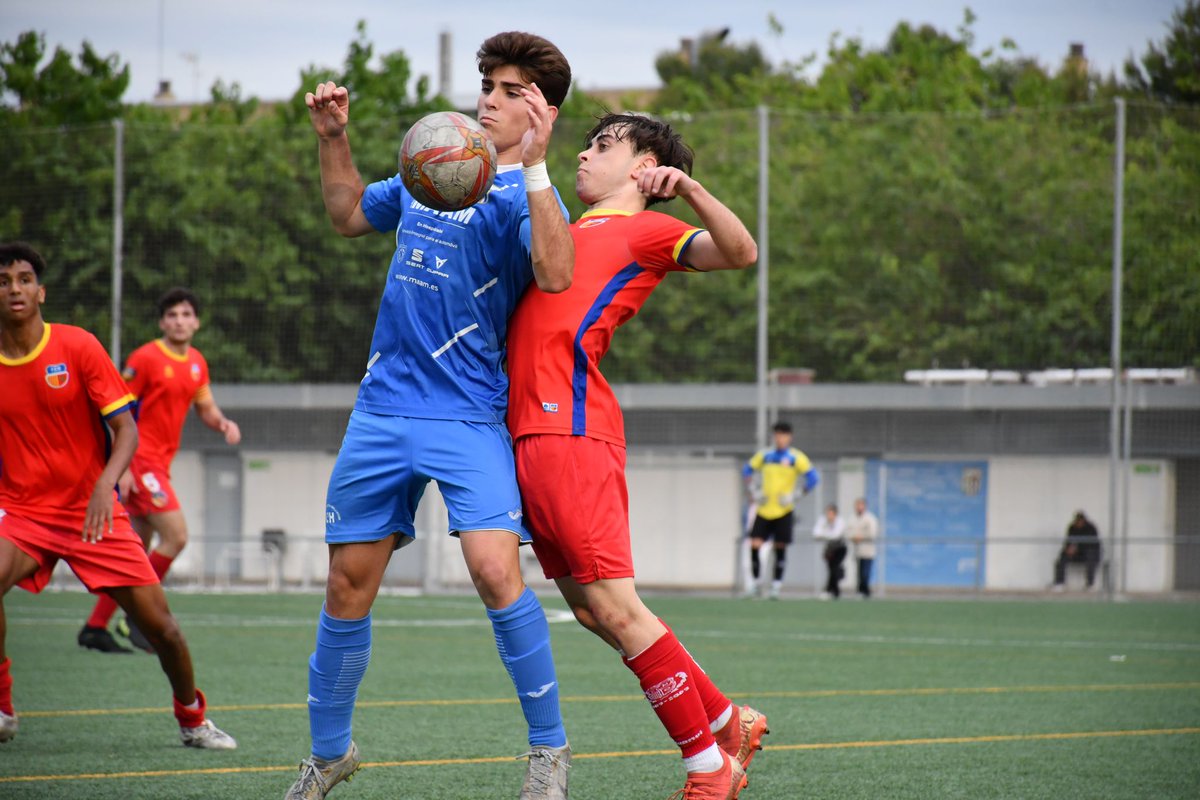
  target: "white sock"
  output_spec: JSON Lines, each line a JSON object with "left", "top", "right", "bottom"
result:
{"left": 683, "top": 743, "right": 725, "bottom": 774}
{"left": 711, "top": 703, "right": 734, "bottom": 734}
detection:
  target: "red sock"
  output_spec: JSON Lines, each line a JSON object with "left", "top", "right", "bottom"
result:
{"left": 173, "top": 688, "right": 206, "bottom": 728}
{"left": 86, "top": 594, "right": 120, "bottom": 629}
{"left": 659, "top": 620, "right": 731, "bottom": 724}
{"left": 623, "top": 632, "right": 715, "bottom": 758}
{"left": 0, "top": 658, "right": 13, "bottom": 715}
{"left": 148, "top": 550, "right": 175, "bottom": 580}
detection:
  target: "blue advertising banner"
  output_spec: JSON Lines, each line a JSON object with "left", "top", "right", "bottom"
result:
{"left": 866, "top": 460, "right": 988, "bottom": 587}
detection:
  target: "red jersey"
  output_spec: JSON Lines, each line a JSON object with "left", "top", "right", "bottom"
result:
{"left": 507, "top": 209, "right": 702, "bottom": 446}
{"left": 0, "top": 323, "right": 136, "bottom": 528}
{"left": 122, "top": 339, "right": 211, "bottom": 468}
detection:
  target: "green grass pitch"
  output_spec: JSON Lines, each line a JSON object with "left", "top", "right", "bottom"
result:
{"left": 1, "top": 589, "right": 1198, "bottom": 799}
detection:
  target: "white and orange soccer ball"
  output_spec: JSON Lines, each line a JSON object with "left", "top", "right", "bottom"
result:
{"left": 399, "top": 111, "right": 498, "bottom": 212}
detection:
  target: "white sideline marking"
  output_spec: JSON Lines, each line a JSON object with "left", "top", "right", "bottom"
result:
{"left": 9, "top": 608, "right": 578, "bottom": 629}
{"left": 687, "top": 628, "right": 1200, "bottom": 653}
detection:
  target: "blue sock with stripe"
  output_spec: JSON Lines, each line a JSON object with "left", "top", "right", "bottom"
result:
{"left": 486, "top": 587, "right": 567, "bottom": 748}
{"left": 308, "top": 606, "right": 372, "bottom": 760}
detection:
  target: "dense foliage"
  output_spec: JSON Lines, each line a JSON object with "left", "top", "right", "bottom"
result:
{"left": 1, "top": 12, "right": 1196, "bottom": 382}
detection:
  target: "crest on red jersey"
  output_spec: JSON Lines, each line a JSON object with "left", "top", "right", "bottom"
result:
{"left": 45, "top": 363, "right": 69, "bottom": 389}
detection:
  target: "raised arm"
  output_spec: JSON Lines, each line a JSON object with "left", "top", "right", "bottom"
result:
{"left": 519, "top": 83, "right": 573, "bottom": 293}
{"left": 637, "top": 168, "right": 758, "bottom": 272}
{"left": 305, "top": 81, "right": 375, "bottom": 237}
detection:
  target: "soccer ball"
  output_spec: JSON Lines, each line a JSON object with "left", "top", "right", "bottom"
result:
{"left": 399, "top": 111, "right": 498, "bottom": 212}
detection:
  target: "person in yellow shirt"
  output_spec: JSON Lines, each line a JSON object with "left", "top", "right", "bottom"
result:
{"left": 742, "top": 422, "right": 819, "bottom": 599}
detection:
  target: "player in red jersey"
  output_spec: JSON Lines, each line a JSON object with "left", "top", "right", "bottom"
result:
{"left": 0, "top": 242, "right": 235, "bottom": 748}
{"left": 78, "top": 287, "right": 241, "bottom": 654}
{"left": 507, "top": 115, "right": 765, "bottom": 800}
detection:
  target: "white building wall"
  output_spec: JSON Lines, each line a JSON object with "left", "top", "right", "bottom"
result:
{"left": 177, "top": 449, "right": 1176, "bottom": 593}
{"left": 985, "top": 457, "right": 1174, "bottom": 592}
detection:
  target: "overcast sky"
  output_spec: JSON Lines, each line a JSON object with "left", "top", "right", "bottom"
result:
{"left": 1, "top": 0, "right": 1182, "bottom": 106}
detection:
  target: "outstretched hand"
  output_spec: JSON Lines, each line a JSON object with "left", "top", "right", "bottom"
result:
{"left": 306, "top": 81, "right": 350, "bottom": 139}
{"left": 518, "top": 82, "right": 555, "bottom": 167}
{"left": 636, "top": 166, "right": 698, "bottom": 200}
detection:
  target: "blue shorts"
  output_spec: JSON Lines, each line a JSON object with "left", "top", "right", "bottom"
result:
{"left": 324, "top": 411, "right": 529, "bottom": 545}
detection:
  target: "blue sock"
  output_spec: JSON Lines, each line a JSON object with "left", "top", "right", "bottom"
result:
{"left": 308, "top": 606, "right": 372, "bottom": 760}
{"left": 486, "top": 587, "right": 567, "bottom": 748}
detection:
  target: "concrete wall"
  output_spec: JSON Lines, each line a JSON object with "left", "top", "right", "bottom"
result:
{"left": 162, "top": 450, "right": 1178, "bottom": 594}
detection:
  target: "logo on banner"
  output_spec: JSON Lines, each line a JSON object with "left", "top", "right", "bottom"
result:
{"left": 961, "top": 467, "right": 983, "bottom": 496}
{"left": 44, "top": 363, "right": 69, "bottom": 388}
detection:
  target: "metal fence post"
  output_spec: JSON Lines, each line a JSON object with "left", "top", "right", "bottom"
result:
{"left": 1106, "top": 98, "right": 1126, "bottom": 600}
{"left": 755, "top": 104, "right": 770, "bottom": 449}
{"left": 110, "top": 118, "right": 125, "bottom": 364}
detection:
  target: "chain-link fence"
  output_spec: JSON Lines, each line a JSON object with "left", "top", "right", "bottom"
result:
{"left": 6, "top": 101, "right": 1198, "bottom": 596}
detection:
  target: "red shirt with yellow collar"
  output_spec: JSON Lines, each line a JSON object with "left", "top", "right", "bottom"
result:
{"left": 507, "top": 208, "right": 703, "bottom": 447}
{"left": 0, "top": 323, "right": 136, "bottom": 527}
{"left": 122, "top": 339, "right": 211, "bottom": 469}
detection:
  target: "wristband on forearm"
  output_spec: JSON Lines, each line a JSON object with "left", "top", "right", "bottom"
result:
{"left": 522, "top": 161, "right": 551, "bottom": 192}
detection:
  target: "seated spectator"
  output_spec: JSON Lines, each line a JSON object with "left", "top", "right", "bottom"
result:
{"left": 1052, "top": 511, "right": 1102, "bottom": 591}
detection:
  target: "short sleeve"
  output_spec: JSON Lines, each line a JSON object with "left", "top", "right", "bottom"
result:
{"left": 80, "top": 332, "right": 135, "bottom": 418}
{"left": 628, "top": 212, "right": 704, "bottom": 275}
{"left": 361, "top": 175, "right": 408, "bottom": 234}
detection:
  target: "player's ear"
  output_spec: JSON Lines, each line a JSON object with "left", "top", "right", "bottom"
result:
{"left": 546, "top": 105, "right": 559, "bottom": 124}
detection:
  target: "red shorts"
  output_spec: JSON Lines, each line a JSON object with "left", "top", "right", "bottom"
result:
{"left": 515, "top": 434, "right": 634, "bottom": 584}
{"left": 0, "top": 511, "right": 159, "bottom": 593}
{"left": 123, "top": 460, "right": 181, "bottom": 517}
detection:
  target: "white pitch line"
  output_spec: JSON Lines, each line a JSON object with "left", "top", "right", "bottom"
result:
{"left": 685, "top": 628, "right": 1200, "bottom": 653}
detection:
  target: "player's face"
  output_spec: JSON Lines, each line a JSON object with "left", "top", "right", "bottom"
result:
{"left": 772, "top": 430, "right": 792, "bottom": 450}
{"left": 159, "top": 301, "right": 200, "bottom": 345}
{"left": 575, "top": 126, "right": 646, "bottom": 205}
{"left": 0, "top": 261, "right": 45, "bottom": 327}
{"left": 477, "top": 65, "right": 534, "bottom": 156}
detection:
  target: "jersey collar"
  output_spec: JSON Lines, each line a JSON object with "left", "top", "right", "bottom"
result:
{"left": 0, "top": 322, "right": 51, "bottom": 366}
{"left": 154, "top": 339, "right": 191, "bottom": 362}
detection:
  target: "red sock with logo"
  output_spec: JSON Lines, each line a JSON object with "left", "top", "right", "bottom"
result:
{"left": 86, "top": 594, "right": 120, "bottom": 629}
{"left": 0, "top": 658, "right": 13, "bottom": 715}
{"left": 623, "top": 632, "right": 715, "bottom": 759}
{"left": 148, "top": 550, "right": 175, "bottom": 580}
{"left": 660, "top": 620, "right": 731, "bottom": 724}
{"left": 173, "top": 688, "right": 207, "bottom": 729}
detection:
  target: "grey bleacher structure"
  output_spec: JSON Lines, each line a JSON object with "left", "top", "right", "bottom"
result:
{"left": 170, "top": 371, "right": 1200, "bottom": 594}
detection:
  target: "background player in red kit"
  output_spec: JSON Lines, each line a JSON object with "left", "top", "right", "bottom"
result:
{"left": 0, "top": 242, "right": 235, "bottom": 748}
{"left": 506, "top": 115, "right": 763, "bottom": 799}
{"left": 78, "top": 287, "right": 241, "bottom": 653}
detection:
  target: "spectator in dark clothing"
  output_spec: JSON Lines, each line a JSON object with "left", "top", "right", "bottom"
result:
{"left": 1052, "top": 511, "right": 1102, "bottom": 590}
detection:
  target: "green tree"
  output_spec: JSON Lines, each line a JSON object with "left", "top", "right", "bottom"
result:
{"left": 0, "top": 31, "right": 128, "bottom": 125}
{"left": 1124, "top": 0, "right": 1200, "bottom": 103}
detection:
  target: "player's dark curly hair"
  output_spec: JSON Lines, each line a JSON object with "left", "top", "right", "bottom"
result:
{"left": 157, "top": 287, "right": 200, "bottom": 318}
{"left": 477, "top": 32, "right": 572, "bottom": 108}
{"left": 0, "top": 242, "right": 46, "bottom": 279}
{"left": 583, "top": 113, "right": 695, "bottom": 207}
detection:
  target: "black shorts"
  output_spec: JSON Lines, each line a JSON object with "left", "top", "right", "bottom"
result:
{"left": 750, "top": 512, "right": 794, "bottom": 545}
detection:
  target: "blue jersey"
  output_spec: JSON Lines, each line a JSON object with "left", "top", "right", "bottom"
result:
{"left": 356, "top": 164, "right": 569, "bottom": 424}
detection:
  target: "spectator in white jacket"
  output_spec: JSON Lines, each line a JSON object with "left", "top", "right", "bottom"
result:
{"left": 846, "top": 498, "right": 879, "bottom": 598}
{"left": 812, "top": 504, "right": 847, "bottom": 599}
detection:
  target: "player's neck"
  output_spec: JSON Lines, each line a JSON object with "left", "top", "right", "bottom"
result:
{"left": 159, "top": 337, "right": 191, "bottom": 356}
{"left": 588, "top": 191, "right": 647, "bottom": 215}
{"left": 0, "top": 317, "right": 46, "bottom": 359}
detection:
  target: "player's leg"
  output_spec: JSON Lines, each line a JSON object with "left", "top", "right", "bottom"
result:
{"left": 461, "top": 531, "right": 567, "bottom": 743}
{"left": 0, "top": 536, "right": 42, "bottom": 743}
{"left": 79, "top": 513, "right": 154, "bottom": 653}
{"left": 117, "top": 509, "right": 190, "bottom": 652}
{"left": 288, "top": 411, "right": 413, "bottom": 799}
{"left": 577, "top": 579, "right": 744, "bottom": 794}
{"left": 105, "top": 581, "right": 234, "bottom": 748}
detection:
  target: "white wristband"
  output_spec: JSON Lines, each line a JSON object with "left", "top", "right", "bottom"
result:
{"left": 522, "top": 161, "right": 552, "bottom": 193}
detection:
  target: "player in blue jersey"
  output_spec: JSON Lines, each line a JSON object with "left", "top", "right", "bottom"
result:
{"left": 285, "top": 32, "right": 574, "bottom": 800}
